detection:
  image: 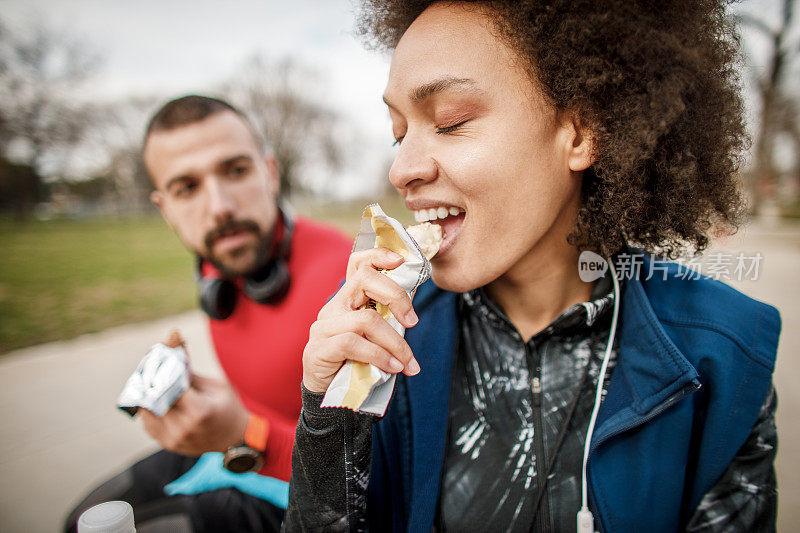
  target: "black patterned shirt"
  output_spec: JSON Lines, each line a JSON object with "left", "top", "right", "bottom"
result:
{"left": 441, "top": 274, "right": 618, "bottom": 532}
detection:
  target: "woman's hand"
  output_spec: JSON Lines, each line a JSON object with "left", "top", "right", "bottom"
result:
{"left": 302, "top": 247, "right": 421, "bottom": 393}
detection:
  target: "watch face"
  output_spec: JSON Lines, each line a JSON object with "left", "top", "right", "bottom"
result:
{"left": 223, "top": 446, "right": 264, "bottom": 474}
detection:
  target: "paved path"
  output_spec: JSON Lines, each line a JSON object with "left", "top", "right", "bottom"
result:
{"left": 713, "top": 220, "right": 800, "bottom": 531}
{"left": 0, "top": 311, "right": 221, "bottom": 532}
{"left": 0, "top": 220, "right": 797, "bottom": 532}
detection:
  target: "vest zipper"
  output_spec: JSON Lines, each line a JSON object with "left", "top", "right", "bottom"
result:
{"left": 527, "top": 343, "right": 550, "bottom": 533}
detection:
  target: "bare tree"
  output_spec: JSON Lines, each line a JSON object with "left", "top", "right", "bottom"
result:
{"left": 0, "top": 16, "right": 101, "bottom": 214}
{"left": 734, "top": 0, "right": 799, "bottom": 213}
{"left": 83, "top": 95, "right": 161, "bottom": 213}
{"left": 221, "top": 55, "right": 344, "bottom": 197}
{"left": 775, "top": 97, "right": 800, "bottom": 191}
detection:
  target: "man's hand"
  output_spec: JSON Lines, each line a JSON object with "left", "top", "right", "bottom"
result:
{"left": 140, "top": 373, "right": 249, "bottom": 456}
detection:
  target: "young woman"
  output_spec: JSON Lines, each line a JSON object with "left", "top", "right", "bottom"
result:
{"left": 284, "top": 1, "right": 781, "bottom": 531}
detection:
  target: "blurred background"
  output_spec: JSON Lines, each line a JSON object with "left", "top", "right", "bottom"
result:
{"left": 0, "top": 0, "right": 797, "bottom": 530}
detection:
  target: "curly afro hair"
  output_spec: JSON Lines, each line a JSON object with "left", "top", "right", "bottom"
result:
{"left": 358, "top": 0, "right": 748, "bottom": 258}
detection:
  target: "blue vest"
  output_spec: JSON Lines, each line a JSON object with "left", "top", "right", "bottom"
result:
{"left": 367, "top": 252, "right": 780, "bottom": 532}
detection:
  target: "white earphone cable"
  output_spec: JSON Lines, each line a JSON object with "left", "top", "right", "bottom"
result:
{"left": 577, "top": 258, "right": 620, "bottom": 533}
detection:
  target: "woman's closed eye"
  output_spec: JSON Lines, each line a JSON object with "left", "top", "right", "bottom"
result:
{"left": 435, "top": 121, "right": 468, "bottom": 135}
{"left": 391, "top": 119, "right": 470, "bottom": 146}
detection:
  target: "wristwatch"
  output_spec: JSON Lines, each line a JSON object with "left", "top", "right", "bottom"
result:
{"left": 223, "top": 414, "right": 269, "bottom": 474}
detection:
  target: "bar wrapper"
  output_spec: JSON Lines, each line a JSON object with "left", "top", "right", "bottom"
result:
{"left": 116, "top": 333, "right": 190, "bottom": 417}
{"left": 320, "top": 203, "right": 438, "bottom": 416}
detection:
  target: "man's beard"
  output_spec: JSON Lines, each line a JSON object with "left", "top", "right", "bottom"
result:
{"left": 203, "top": 219, "right": 274, "bottom": 278}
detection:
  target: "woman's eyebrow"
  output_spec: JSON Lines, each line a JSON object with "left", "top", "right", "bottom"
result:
{"left": 411, "top": 77, "right": 479, "bottom": 103}
{"left": 383, "top": 77, "right": 483, "bottom": 108}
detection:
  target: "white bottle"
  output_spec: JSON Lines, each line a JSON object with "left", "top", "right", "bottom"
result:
{"left": 77, "top": 501, "right": 135, "bottom": 533}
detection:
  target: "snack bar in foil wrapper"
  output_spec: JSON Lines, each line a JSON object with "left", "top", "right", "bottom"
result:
{"left": 320, "top": 203, "right": 441, "bottom": 416}
{"left": 116, "top": 331, "right": 191, "bottom": 417}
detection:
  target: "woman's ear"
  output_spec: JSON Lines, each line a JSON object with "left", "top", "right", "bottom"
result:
{"left": 566, "top": 113, "right": 596, "bottom": 172}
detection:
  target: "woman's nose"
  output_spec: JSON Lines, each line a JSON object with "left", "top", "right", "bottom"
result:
{"left": 388, "top": 134, "right": 437, "bottom": 192}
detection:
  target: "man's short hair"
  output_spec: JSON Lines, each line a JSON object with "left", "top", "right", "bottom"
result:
{"left": 145, "top": 95, "right": 243, "bottom": 137}
{"left": 144, "top": 95, "right": 266, "bottom": 153}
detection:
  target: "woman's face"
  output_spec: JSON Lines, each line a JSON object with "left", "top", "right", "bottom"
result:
{"left": 384, "top": 3, "right": 591, "bottom": 292}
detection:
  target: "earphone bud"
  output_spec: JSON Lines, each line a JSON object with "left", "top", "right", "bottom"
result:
{"left": 196, "top": 206, "right": 294, "bottom": 320}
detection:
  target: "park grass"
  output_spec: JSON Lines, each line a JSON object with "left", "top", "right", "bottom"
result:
{"left": 0, "top": 215, "right": 195, "bottom": 353}
{"left": 0, "top": 196, "right": 413, "bottom": 354}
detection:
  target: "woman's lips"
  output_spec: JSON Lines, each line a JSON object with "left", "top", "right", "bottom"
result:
{"left": 430, "top": 212, "right": 465, "bottom": 256}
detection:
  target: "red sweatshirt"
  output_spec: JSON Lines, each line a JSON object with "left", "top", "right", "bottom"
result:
{"left": 203, "top": 216, "right": 351, "bottom": 481}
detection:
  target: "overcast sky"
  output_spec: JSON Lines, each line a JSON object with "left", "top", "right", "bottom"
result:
{"left": 1, "top": 0, "right": 392, "bottom": 135}
{"left": 0, "top": 0, "right": 399, "bottom": 196}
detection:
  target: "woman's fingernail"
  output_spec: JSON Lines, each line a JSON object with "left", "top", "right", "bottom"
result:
{"left": 407, "top": 358, "right": 421, "bottom": 375}
{"left": 389, "top": 358, "right": 405, "bottom": 372}
{"left": 405, "top": 309, "right": 418, "bottom": 326}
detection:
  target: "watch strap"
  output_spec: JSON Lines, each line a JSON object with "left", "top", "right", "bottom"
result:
{"left": 244, "top": 413, "right": 269, "bottom": 452}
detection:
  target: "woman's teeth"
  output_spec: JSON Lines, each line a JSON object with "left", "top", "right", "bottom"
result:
{"left": 413, "top": 206, "right": 463, "bottom": 223}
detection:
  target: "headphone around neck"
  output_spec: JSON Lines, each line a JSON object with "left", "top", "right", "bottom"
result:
{"left": 195, "top": 206, "right": 294, "bottom": 320}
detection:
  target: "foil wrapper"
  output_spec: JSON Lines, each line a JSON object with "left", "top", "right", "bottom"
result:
{"left": 320, "top": 203, "right": 436, "bottom": 416}
{"left": 116, "top": 342, "right": 190, "bottom": 417}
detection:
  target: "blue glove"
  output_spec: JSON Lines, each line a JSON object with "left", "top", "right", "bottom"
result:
{"left": 164, "top": 452, "right": 289, "bottom": 509}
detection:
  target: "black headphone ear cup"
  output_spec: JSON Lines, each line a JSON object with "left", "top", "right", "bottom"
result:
{"left": 198, "top": 277, "right": 237, "bottom": 320}
{"left": 243, "top": 259, "right": 290, "bottom": 305}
